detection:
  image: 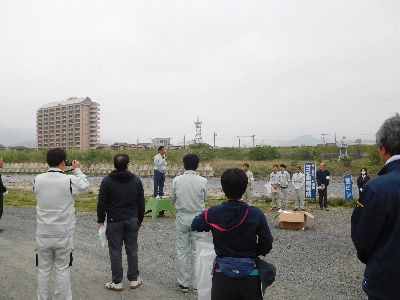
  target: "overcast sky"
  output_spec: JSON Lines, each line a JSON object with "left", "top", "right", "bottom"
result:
{"left": 0, "top": 0, "right": 399, "bottom": 147}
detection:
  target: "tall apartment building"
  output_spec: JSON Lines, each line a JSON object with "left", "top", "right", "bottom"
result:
{"left": 36, "top": 97, "right": 100, "bottom": 150}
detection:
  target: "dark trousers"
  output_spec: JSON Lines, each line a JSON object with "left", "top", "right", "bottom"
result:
{"left": 0, "top": 196, "right": 3, "bottom": 219}
{"left": 153, "top": 170, "right": 165, "bottom": 197}
{"left": 211, "top": 273, "right": 262, "bottom": 300}
{"left": 318, "top": 188, "right": 328, "bottom": 208}
{"left": 106, "top": 218, "right": 139, "bottom": 284}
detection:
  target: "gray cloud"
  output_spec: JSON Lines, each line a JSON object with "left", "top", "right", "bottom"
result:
{"left": 0, "top": 0, "right": 399, "bottom": 146}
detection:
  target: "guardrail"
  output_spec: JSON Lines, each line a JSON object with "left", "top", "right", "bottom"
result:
{"left": 1, "top": 163, "right": 215, "bottom": 177}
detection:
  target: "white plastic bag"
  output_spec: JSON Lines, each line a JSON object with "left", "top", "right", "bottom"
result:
{"left": 195, "top": 241, "right": 216, "bottom": 300}
{"left": 264, "top": 182, "right": 272, "bottom": 197}
{"left": 98, "top": 223, "right": 107, "bottom": 247}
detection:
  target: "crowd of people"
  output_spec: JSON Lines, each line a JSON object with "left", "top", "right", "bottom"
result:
{"left": 0, "top": 114, "right": 399, "bottom": 300}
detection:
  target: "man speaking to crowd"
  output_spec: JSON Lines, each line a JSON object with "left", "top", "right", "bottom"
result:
{"left": 34, "top": 148, "right": 89, "bottom": 300}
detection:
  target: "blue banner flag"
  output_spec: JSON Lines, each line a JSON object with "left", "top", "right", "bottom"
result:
{"left": 344, "top": 175, "right": 353, "bottom": 200}
{"left": 304, "top": 162, "right": 317, "bottom": 199}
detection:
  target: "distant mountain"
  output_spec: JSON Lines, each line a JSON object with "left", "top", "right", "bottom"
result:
{"left": 277, "top": 135, "right": 320, "bottom": 147}
{"left": 0, "top": 127, "right": 36, "bottom": 147}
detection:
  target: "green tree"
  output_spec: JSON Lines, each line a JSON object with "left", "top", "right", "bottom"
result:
{"left": 249, "top": 146, "right": 281, "bottom": 161}
{"left": 292, "top": 146, "right": 321, "bottom": 160}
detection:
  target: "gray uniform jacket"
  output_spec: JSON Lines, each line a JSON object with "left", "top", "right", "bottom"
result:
{"left": 34, "top": 168, "right": 89, "bottom": 237}
{"left": 171, "top": 170, "right": 207, "bottom": 216}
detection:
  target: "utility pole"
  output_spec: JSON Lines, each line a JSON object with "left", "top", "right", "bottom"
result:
{"left": 213, "top": 132, "right": 217, "bottom": 148}
{"left": 237, "top": 136, "right": 241, "bottom": 148}
{"left": 183, "top": 135, "right": 186, "bottom": 149}
{"left": 251, "top": 135, "right": 255, "bottom": 147}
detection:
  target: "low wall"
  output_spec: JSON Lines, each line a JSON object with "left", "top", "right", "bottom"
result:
{"left": 1, "top": 163, "right": 215, "bottom": 177}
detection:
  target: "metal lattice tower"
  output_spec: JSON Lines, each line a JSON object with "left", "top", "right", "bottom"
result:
{"left": 194, "top": 117, "right": 203, "bottom": 144}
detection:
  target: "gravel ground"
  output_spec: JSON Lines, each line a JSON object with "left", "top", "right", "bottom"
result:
{"left": 2, "top": 174, "right": 360, "bottom": 199}
{"left": 0, "top": 205, "right": 366, "bottom": 300}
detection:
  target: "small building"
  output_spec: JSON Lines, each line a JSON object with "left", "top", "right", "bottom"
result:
{"left": 111, "top": 142, "right": 136, "bottom": 150}
{"left": 137, "top": 143, "right": 152, "bottom": 149}
{"left": 151, "top": 138, "right": 171, "bottom": 149}
{"left": 8, "top": 146, "right": 31, "bottom": 151}
{"left": 96, "top": 144, "right": 112, "bottom": 150}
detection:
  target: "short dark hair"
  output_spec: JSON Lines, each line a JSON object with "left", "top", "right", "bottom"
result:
{"left": 272, "top": 164, "right": 279, "bottom": 168}
{"left": 183, "top": 154, "right": 199, "bottom": 171}
{"left": 221, "top": 168, "right": 248, "bottom": 201}
{"left": 360, "top": 167, "right": 368, "bottom": 174}
{"left": 296, "top": 165, "right": 302, "bottom": 170}
{"left": 158, "top": 146, "right": 164, "bottom": 152}
{"left": 280, "top": 164, "right": 286, "bottom": 168}
{"left": 243, "top": 163, "right": 249, "bottom": 168}
{"left": 47, "top": 148, "right": 67, "bottom": 167}
{"left": 376, "top": 113, "right": 400, "bottom": 156}
{"left": 114, "top": 154, "right": 129, "bottom": 170}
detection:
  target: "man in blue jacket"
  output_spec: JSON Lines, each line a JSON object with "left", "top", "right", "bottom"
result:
{"left": 351, "top": 113, "right": 400, "bottom": 300}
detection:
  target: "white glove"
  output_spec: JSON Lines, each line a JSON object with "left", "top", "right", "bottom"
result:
{"left": 360, "top": 188, "right": 363, "bottom": 192}
{"left": 3, "top": 190, "right": 8, "bottom": 196}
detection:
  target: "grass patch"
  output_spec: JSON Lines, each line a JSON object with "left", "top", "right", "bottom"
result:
{"left": 4, "top": 188, "right": 356, "bottom": 213}
{"left": 3, "top": 188, "right": 100, "bottom": 212}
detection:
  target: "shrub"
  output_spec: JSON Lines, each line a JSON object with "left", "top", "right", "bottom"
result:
{"left": 249, "top": 146, "right": 281, "bottom": 161}
{"left": 368, "top": 147, "right": 381, "bottom": 165}
{"left": 292, "top": 146, "right": 321, "bottom": 160}
{"left": 340, "top": 156, "right": 352, "bottom": 167}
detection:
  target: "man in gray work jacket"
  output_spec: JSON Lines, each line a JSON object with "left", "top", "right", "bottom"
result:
{"left": 34, "top": 148, "right": 89, "bottom": 300}
{"left": 172, "top": 154, "right": 207, "bottom": 293}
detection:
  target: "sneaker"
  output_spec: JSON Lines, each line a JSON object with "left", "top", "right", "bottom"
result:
{"left": 155, "top": 195, "right": 161, "bottom": 199}
{"left": 324, "top": 208, "right": 330, "bottom": 211}
{"left": 129, "top": 278, "right": 142, "bottom": 289}
{"left": 178, "top": 284, "right": 189, "bottom": 293}
{"left": 270, "top": 207, "right": 276, "bottom": 211}
{"left": 294, "top": 208, "right": 299, "bottom": 211}
{"left": 105, "top": 282, "right": 123, "bottom": 292}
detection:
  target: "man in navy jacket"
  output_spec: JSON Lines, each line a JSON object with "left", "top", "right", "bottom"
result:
{"left": 316, "top": 162, "right": 330, "bottom": 210}
{"left": 192, "top": 168, "right": 273, "bottom": 300}
{"left": 351, "top": 113, "right": 400, "bottom": 300}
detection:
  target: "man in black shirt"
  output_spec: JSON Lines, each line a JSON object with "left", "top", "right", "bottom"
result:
{"left": 316, "top": 162, "right": 330, "bottom": 210}
{"left": 97, "top": 154, "right": 145, "bottom": 292}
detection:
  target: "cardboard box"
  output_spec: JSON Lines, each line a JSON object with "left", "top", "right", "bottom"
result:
{"left": 278, "top": 211, "right": 314, "bottom": 230}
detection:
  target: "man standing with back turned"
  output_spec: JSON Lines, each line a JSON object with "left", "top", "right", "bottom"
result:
{"left": 172, "top": 154, "right": 207, "bottom": 293}
{"left": 34, "top": 148, "right": 89, "bottom": 300}
{"left": 352, "top": 113, "right": 400, "bottom": 300}
{"left": 97, "top": 154, "right": 145, "bottom": 292}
